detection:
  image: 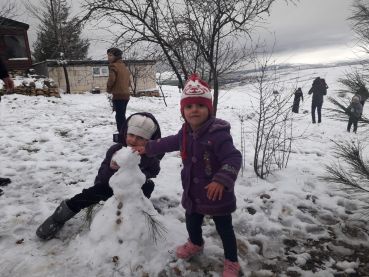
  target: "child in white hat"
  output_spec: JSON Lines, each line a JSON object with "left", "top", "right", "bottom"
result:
{"left": 36, "top": 112, "right": 162, "bottom": 240}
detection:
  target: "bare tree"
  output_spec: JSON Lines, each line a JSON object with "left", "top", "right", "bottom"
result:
{"left": 80, "top": 0, "right": 296, "bottom": 115}
{"left": 129, "top": 63, "right": 155, "bottom": 97}
{"left": 250, "top": 55, "right": 295, "bottom": 179}
{"left": 0, "top": 1, "right": 18, "bottom": 21}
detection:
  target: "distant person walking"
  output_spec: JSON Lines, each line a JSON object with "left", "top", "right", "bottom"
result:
{"left": 347, "top": 95, "right": 363, "bottom": 133}
{"left": 308, "top": 77, "right": 328, "bottom": 123}
{"left": 0, "top": 57, "right": 14, "bottom": 194}
{"left": 355, "top": 85, "right": 369, "bottom": 108}
{"left": 106, "top": 48, "right": 132, "bottom": 132}
{"left": 292, "top": 87, "right": 304, "bottom": 113}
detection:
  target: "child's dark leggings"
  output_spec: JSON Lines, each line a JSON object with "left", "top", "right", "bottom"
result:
{"left": 66, "top": 179, "right": 155, "bottom": 213}
{"left": 185, "top": 212, "right": 238, "bottom": 262}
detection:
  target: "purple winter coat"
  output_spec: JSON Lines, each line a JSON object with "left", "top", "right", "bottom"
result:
{"left": 145, "top": 117, "right": 242, "bottom": 216}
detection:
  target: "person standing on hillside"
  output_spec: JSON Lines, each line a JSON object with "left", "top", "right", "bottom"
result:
{"left": 355, "top": 85, "right": 369, "bottom": 108}
{"left": 292, "top": 87, "right": 304, "bottom": 113}
{"left": 308, "top": 77, "right": 328, "bottom": 123}
{"left": 0, "top": 57, "right": 14, "bottom": 193}
{"left": 107, "top": 48, "right": 132, "bottom": 132}
{"left": 347, "top": 95, "right": 363, "bottom": 133}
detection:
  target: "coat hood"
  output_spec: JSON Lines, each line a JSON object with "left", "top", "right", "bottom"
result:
{"left": 119, "top": 112, "right": 162, "bottom": 146}
{"left": 180, "top": 117, "right": 230, "bottom": 160}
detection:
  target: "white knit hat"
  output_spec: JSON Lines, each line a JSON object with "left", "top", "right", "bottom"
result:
{"left": 127, "top": 115, "right": 157, "bottom": 139}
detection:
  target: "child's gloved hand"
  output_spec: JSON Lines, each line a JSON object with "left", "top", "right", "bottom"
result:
{"left": 131, "top": 146, "right": 146, "bottom": 155}
{"left": 110, "top": 152, "right": 120, "bottom": 170}
{"left": 110, "top": 160, "right": 120, "bottom": 170}
{"left": 3, "top": 77, "right": 14, "bottom": 92}
{"left": 205, "top": 182, "right": 224, "bottom": 201}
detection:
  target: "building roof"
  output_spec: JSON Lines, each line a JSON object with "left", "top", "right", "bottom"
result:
{"left": 32, "top": 59, "right": 156, "bottom": 67}
{"left": 0, "top": 17, "right": 29, "bottom": 30}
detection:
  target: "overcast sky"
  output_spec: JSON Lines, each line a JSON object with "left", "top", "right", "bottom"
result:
{"left": 6, "top": 0, "right": 365, "bottom": 65}
{"left": 264, "top": 0, "right": 363, "bottom": 64}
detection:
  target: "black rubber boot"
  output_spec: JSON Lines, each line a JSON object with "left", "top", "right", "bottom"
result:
{"left": 0, "top": 177, "right": 11, "bottom": 187}
{"left": 36, "top": 200, "right": 76, "bottom": 240}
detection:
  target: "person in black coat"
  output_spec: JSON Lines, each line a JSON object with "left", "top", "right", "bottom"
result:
{"left": 0, "top": 58, "right": 14, "bottom": 98}
{"left": 0, "top": 58, "right": 14, "bottom": 193}
{"left": 36, "top": 112, "right": 164, "bottom": 240}
{"left": 0, "top": 58, "right": 14, "bottom": 88}
{"left": 292, "top": 87, "right": 304, "bottom": 113}
{"left": 347, "top": 95, "right": 363, "bottom": 133}
{"left": 355, "top": 86, "right": 369, "bottom": 108}
{"left": 308, "top": 77, "right": 328, "bottom": 123}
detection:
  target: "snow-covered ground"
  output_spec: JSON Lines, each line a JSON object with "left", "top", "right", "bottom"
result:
{"left": 0, "top": 64, "right": 368, "bottom": 277}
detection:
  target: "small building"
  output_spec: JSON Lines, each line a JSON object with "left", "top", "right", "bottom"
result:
{"left": 0, "top": 17, "right": 32, "bottom": 71}
{"left": 32, "top": 59, "right": 158, "bottom": 95}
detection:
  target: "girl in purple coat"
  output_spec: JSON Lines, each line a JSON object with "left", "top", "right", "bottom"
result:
{"left": 133, "top": 74, "right": 242, "bottom": 277}
{"left": 36, "top": 112, "right": 163, "bottom": 240}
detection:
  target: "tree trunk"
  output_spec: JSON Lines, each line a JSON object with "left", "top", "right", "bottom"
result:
{"left": 212, "top": 74, "right": 219, "bottom": 116}
{"left": 62, "top": 64, "right": 70, "bottom": 94}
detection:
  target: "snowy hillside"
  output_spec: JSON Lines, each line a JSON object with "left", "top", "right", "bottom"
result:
{"left": 0, "top": 63, "right": 368, "bottom": 277}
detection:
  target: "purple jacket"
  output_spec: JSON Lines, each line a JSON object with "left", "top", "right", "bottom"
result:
{"left": 146, "top": 117, "right": 242, "bottom": 216}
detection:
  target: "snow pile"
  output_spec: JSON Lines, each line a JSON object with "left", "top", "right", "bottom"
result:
{"left": 0, "top": 62, "right": 369, "bottom": 276}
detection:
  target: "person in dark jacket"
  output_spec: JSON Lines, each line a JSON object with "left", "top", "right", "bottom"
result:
{"left": 107, "top": 48, "right": 132, "bottom": 132}
{"left": 308, "top": 77, "right": 328, "bottom": 123}
{"left": 292, "top": 87, "right": 304, "bottom": 113}
{"left": 0, "top": 58, "right": 14, "bottom": 94}
{"left": 0, "top": 58, "right": 14, "bottom": 194}
{"left": 36, "top": 112, "right": 163, "bottom": 240}
{"left": 133, "top": 74, "right": 242, "bottom": 277}
{"left": 355, "top": 85, "right": 369, "bottom": 108}
{"left": 347, "top": 95, "right": 363, "bottom": 133}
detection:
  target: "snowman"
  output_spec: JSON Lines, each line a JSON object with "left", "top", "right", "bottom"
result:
{"left": 87, "top": 147, "right": 166, "bottom": 265}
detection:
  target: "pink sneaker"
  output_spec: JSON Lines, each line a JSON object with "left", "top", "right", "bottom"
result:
{"left": 223, "top": 259, "right": 240, "bottom": 277}
{"left": 175, "top": 240, "right": 204, "bottom": 259}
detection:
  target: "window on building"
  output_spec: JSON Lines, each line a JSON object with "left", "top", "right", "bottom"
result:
{"left": 92, "top": 66, "right": 109, "bottom": 77}
{"left": 0, "top": 35, "right": 28, "bottom": 60}
{"left": 101, "top": 67, "right": 108, "bottom": 75}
